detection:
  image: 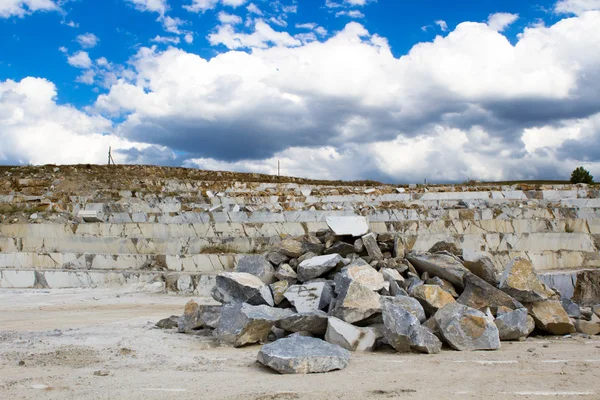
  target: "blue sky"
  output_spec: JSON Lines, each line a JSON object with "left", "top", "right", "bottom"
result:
{"left": 1, "top": 0, "right": 600, "bottom": 182}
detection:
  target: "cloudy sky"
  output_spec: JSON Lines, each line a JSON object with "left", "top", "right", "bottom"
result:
{"left": 1, "top": 0, "right": 599, "bottom": 183}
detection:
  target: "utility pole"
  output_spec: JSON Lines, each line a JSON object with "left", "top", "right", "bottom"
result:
{"left": 107, "top": 146, "right": 115, "bottom": 166}
{"left": 278, "top": 160, "right": 280, "bottom": 178}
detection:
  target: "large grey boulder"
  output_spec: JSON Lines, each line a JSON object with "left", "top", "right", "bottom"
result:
{"left": 325, "top": 317, "right": 379, "bottom": 351}
{"left": 407, "top": 252, "right": 470, "bottom": 290}
{"left": 326, "top": 216, "right": 369, "bottom": 237}
{"left": 362, "top": 232, "right": 383, "bottom": 261}
{"left": 277, "top": 311, "right": 329, "bottom": 335}
{"left": 499, "top": 257, "right": 548, "bottom": 302}
{"left": 335, "top": 261, "right": 385, "bottom": 292}
{"left": 235, "top": 255, "right": 276, "bottom": 284}
{"left": 462, "top": 249, "right": 500, "bottom": 286}
{"left": 332, "top": 281, "right": 381, "bottom": 323}
{"left": 380, "top": 296, "right": 426, "bottom": 323}
{"left": 434, "top": 302, "right": 501, "bottom": 351}
{"left": 215, "top": 303, "right": 294, "bottom": 347}
{"left": 526, "top": 300, "right": 576, "bottom": 335}
{"left": 381, "top": 299, "right": 441, "bottom": 354}
{"left": 284, "top": 282, "right": 333, "bottom": 313}
{"left": 458, "top": 273, "right": 523, "bottom": 312}
{"left": 213, "top": 272, "right": 274, "bottom": 306}
{"left": 494, "top": 308, "right": 533, "bottom": 341}
{"left": 257, "top": 336, "right": 351, "bottom": 374}
{"left": 178, "top": 300, "right": 221, "bottom": 333}
{"left": 297, "top": 254, "right": 343, "bottom": 282}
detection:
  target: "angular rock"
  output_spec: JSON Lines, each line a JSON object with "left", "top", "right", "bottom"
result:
{"left": 297, "top": 254, "right": 343, "bottom": 282}
{"left": 381, "top": 299, "right": 441, "bottom": 354}
{"left": 332, "top": 281, "right": 381, "bottom": 324}
{"left": 325, "top": 317, "right": 379, "bottom": 351}
{"left": 274, "top": 264, "right": 297, "bottom": 282}
{"left": 526, "top": 300, "right": 576, "bottom": 335}
{"left": 407, "top": 252, "right": 470, "bottom": 290}
{"left": 574, "top": 319, "right": 600, "bottom": 336}
{"left": 362, "top": 232, "right": 383, "bottom": 261}
{"left": 499, "top": 257, "right": 548, "bottom": 303}
{"left": 324, "top": 242, "right": 356, "bottom": 257}
{"left": 335, "top": 262, "right": 385, "bottom": 292}
{"left": 462, "top": 249, "right": 500, "bottom": 286}
{"left": 214, "top": 272, "right": 274, "bottom": 306}
{"left": 573, "top": 270, "right": 600, "bottom": 306}
{"left": 425, "top": 276, "right": 458, "bottom": 298}
{"left": 434, "top": 302, "right": 501, "bottom": 351}
{"left": 235, "top": 255, "right": 276, "bottom": 284}
{"left": 215, "top": 303, "right": 294, "bottom": 347}
{"left": 405, "top": 277, "right": 424, "bottom": 294}
{"left": 458, "top": 273, "right": 523, "bottom": 312}
{"left": 266, "top": 252, "right": 289, "bottom": 267}
{"left": 561, "top": 298, "right": 581, "bottom": 319}
{"left": 257, "top": 336, "right": 351, "bottom": 374}
{"left": 429, "top": 241, "right": 461, "bottom": 257}
{"left": 274, "top": 239, "right": 305, "bottom": 258}
{"left": 156, "top": 315, "right": 179, "bottom": 329}
{"left": 494, "top": 308, "right": 533, "bottom": 341}
{"left": 380, "top": 295, "right": 426, "bottom": 323}
{"left": 354, "top": 238, "right": 364, "bottom": 253}
{"left": 411, "top": 285, "right": 456, "bottom": 316}
{"left": 277, "top": 311, "right": 329, "bottom": 335}
{"left": 284, "top": 282, "right": 333, "bottom": 313}
{"left": 326, "top": 216, "right": 369, "bottom": 237}
{"left": 270, "top": 280, "right": 290, "bottom": 305}
{"left": 177, "top": 300, "right": 221, "bottom": 333}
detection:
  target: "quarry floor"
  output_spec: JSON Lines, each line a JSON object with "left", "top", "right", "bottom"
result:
{"left": 0, "top": 289, "right": 599, "bottom": 400}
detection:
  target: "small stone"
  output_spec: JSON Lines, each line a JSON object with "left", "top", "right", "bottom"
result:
{"left": 324, "top": 242, "right": 357, "bottom": 257}
{"left": 325, "top": 317, "right": 379, "bottom": 351}
{"left": 574, "top": 319, "right": 600, "bottom": 336}
{"left": 362, "top": 232, "right": 383, "bottom": 261}
{"left": 297, "top": 254, "right": 343, "bottom": 281}
{"left": 499, "top": 257, "right": 548, "bottom": 303}
{"left": 235, "top": 255, "right": 276, "bottom": 284}
{"left": 425, "top": 276, "right": 458, "bottom": 298}
{"left": 411, "top": 285, "right": 456, "bottom": 316}
{"left": 428, "top": 241, "right": 461, "bottom": 257}
{"left": 284, "top": 282, "right": 333, "bottom": 313}
{"left": 326, "top": 216, "right": 369, "bottom": 237}
{"left": 354, "top": 238, "right": 365, "bottom": 253}
{"left": 156, "top": 315, "right": 179, "bottom": 329}
{"left": 494, "top": 308, "right": 533, "bottom": 341}
{"left": 274, "top": 239, "right": 306, "bottom": 258}
{"left": 266, "top": 252, "right": 289, "bottom": 266}
{"left": 270, "top": 280, "right": 290, "bottom": 305}
{"left": 94, "top": 370, "right": 110, "bottom": 377}
{"left": 213, "top": 272, "right": 274, "bottom": 306}
{"left": 277, "top": 311, "right": 329, "bottom": 335}
{"left": 434, "top": 302, "right": 501, "bottom": 351}
{"left": 561, "top": 298, "right": 581, "bottom": 319}
{"left": 257, "top": 336, "right": 351, "bottom": 374}
{"left": 275, "top": 264, "right": 298, "bottom": 282}
{"left": 177, "top": 301, "right": 221, "bottom": 333}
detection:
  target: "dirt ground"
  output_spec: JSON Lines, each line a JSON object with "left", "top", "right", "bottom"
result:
{"left": 1, "top": 289, "right": 599, "bottom": 400}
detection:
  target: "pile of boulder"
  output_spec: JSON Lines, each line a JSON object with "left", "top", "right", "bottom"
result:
{"left": 157, "top": 216, "right": 600, "bottom": 374}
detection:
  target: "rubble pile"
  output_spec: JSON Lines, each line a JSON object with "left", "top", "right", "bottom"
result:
{"left": 157, "top": 216, "right": 600, "bottom": 374}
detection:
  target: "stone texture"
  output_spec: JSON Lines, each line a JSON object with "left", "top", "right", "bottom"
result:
{"left": 284, "top": 282, "right": 333, "bottom": 313}
{"left": 215, "top": 303, "right": 294, "bottom": 347}
{"left": 411, "top": 285, "right": 456, "bottom": 316}
{"left": 332, "top": 281, "right": 381, "bottom": 324}
{"left": 499, "top": 257, "right": 548, "bottom": 303}
{"left": 526, "top": 300, "right": 576, "bottom": 335}
{"left": 235, "top": 255, "right": 276, "bottom": 284}
{"left": 274, "top": 264, "right": 297, "bottom": 282}
{"left": 561, "top": 298, "right": 581, "bottom": 319}
{"left": 297, "top": 254, "right": 343, "bottom": 282}
{"left": 429, "top": 241, "right": 462, "bottom": 257}
{"left": 381, "top": 299, "right": 441, "bottom": 354}
{"left": 257, "top": 336, "right": 351, "bottom": 374}
{"left": 362, "top": 233, "right": 383, "bottom": 261}
{"left": 462, "top": 249, "right": 500, "bottom": 286}
{"left": 177, "top": 300, "right": 221, "bottom": 333}
{"left": 458, "top": 273, "right": 523, "bottom": 312}
{"left": 266, "top": 252, "right": 289, "bottom": 267}
{"left": 277, "top": 311, "right": 329, "bottom": 335}
{"left": 573, "top": 270, "right": 600, "bottom": 306}
{"left": 434, "top": 302, "right": 501, "bottom": 351}
{"left": 324, "top": 242, "right": 356, "bottom": 257}
{"left": 407, "top": 252, "right": 470, "bottom": 290}
{"left": 380, "top": 295, "right": 426, "bottom": 323}
{"left": 326, "top": 216, "right": 369, "bottom": 237}
{"left": 156, "top": 315, "right": 179, "bottom": 329}
{"left": 494, "top": 308, "right": 533, "bottom": 341}
{"left": 574, "top": 319, "right": 600, "bottom": 335}
{"left": 270, "top": 280, "right": 290, "bottom": 305}
{"left": 325, "top": 317, "right": 379, "bottom": 351}
{"left": 425, "top": 276, "right": 458, "bottom": 298}
{"left": 213, "top": 272, "right": 274, "bottom": 306}
{"left": 274, "top": 239, "right": 306, "bottom": 258}
{"left": 335, "top": 262, "right": 385, "bottom": 292}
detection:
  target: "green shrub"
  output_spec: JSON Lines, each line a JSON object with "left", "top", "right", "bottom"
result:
{"left": 570, "top": 167, "right": 594, "bottom": 184}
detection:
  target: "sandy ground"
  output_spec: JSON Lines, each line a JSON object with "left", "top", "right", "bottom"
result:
{"left": 1, "top": 289, "right": 599, "bottom": 400}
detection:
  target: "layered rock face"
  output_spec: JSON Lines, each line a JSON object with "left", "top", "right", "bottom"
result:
{"left": 0, "top": 165, "right": 599, "bottom": 310}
